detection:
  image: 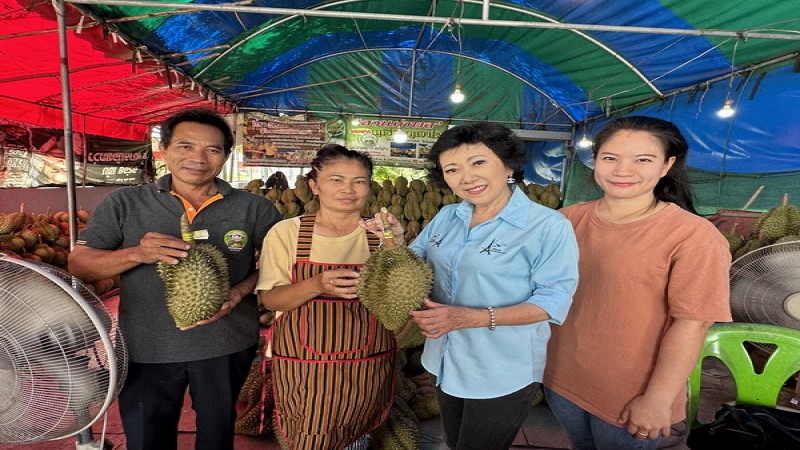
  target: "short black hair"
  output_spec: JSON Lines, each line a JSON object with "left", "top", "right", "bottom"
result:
{"left": 425, "top": 122, "right": 526, "bottom": 189}
{"left": 159, "top": 108, "right": 234, "bottom": 155}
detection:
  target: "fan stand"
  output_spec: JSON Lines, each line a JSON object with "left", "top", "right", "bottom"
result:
{"left": 76, "top": 429, "right": 113, "bottom": 450}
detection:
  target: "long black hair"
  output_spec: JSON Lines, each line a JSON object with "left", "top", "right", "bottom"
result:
{"left": 425, "top": 122, "right": 526, "bottom": 189}
{"left": 593, "top": 116, "right": 697, "bottom": 214}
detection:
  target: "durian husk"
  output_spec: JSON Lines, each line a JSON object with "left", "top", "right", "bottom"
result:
{"left": 157, "top": 214, "right": 229, "bottom": 327}
{"left": 358, "top": 209, "right": 432, "bottom": 331}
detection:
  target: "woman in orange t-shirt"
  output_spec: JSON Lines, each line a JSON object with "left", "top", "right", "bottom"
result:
{"left": 544, "top": 116, "right": 732, "bottom": 450}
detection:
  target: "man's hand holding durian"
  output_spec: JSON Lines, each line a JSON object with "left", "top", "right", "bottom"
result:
{"left": 132, "top": 231, "right": 192, "bottom": 265}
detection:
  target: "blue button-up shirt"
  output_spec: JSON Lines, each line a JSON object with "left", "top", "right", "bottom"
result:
{"left": 410, "top": 187, "right": 578, "bottom": 399}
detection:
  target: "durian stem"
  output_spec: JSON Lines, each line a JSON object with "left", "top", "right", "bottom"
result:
{"left": 180, "top": 213, "right": 195, "bottom": 245}
{"left": 782, "top": 193, "right": 789, "bottom": 207}
{"left": 380, "top": 207, "right": 397, "bottom": 249}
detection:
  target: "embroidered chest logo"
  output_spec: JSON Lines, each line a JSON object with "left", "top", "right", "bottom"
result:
{"left": 429, "top": 234, "right": 444, "bottom": 247}
{"left": 479, "top": 238, "right": 507, "bottom": 255}
{"left": 223, "top": 229, "right": 248, "bottom": 252}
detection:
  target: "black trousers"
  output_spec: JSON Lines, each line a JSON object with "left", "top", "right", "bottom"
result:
{"left": 436, "top": 380, "right": 536, "bottom": 450}
{"left": 118, "top": 345, "right": 256, "bottom": 450}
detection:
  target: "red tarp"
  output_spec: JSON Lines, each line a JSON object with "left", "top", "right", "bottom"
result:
{"left": 0, "top": 0, "right": 230, "bottom": 141}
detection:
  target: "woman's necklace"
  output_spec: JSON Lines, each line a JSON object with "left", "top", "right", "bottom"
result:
{"left": 315, "top": 218, "right": 358, "bottom": 237}
{"left": 602, "top": 199, "right": 660, "bottom": 224}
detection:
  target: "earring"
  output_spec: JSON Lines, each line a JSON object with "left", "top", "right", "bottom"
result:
{"left": 506, "top": 174, "right": 515, "bottom": 183}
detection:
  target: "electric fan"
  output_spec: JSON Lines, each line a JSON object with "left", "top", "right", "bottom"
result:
{"left": 729, "top": 241, "right": 800, "bottom": 345}
{"left": 0, "top": 253, "right": 127, "bottom": 446}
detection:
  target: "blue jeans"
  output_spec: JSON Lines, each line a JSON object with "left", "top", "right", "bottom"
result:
{"left": 544, "top": 387, "right": 662, "bottom": 450}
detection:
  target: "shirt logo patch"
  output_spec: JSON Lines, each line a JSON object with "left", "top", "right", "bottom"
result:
{"left": 224, "top": 229, "right": 248, "bottom": 252}
{"left": 429, "top": 234, "right": 444, "bottom": 247}
{"left": 479, "top": 238, "right": 507, "bottom": 255}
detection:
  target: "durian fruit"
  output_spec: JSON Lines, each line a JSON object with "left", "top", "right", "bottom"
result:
{"left": 396, "top": 372, "right": 417, "bottom": 403}
{"left": 775, "top": 235, "right": 800, "bottom": 244}
{"left": 369, "top": 397, "right": 421, "bottom": 450}
{"left": 243, "top": 178, "right": 264, "bottom": 195}
{"left": 395, "top": 176, "right": 410, "bottom": 197}
{"left": 158, "top": 214, "right": 229, "bottom": 327}
{"left": 264, "top": 187, "right": 282, "bottom": 203}
{"left": 303, "top": 199, "right": 320, "bottom": 213}
{"left": 358, "top": 209, "right": 433, "bottom": 331}
{"left": 732, "top": 237, "right": 769, "bottom": 261}
{"left": 293, "top": 177, "right": 314, "bottom": 204}
{"left": 752, "top": 194, "right": 800, "bottom": 242}
{"left": 538, "top": 184, "right": 561, "bottom": 208}
{"left": 235, "top": 361, "right": 271, "bottom": 436}
{"left": 721, "top": 223, "right": 746, "bottom": 256}
{"left": 395, "top": 320, "right": 426, "bottom": 349}
{"left": 409, "top": 393, "right": 440, "bottom": 421}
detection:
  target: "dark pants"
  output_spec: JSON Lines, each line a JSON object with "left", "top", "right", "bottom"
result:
{"left": 119, "top": 345, "right": 256, "bottom": 450}
{"left": 436, "top": 381, "right": 535, "bottom": 450}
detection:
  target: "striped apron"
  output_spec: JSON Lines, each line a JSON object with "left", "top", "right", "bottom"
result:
{"left": 271, "top": 214, "right": 396, "bottom": 450}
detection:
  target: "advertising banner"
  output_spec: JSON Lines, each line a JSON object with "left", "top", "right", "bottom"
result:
{"left": 346, "top": 117, "right": 449, "bottom": 167}
{"left": 242, "top": 113, "right": 328, "bottom": 166}
{"left": 0, "top": 120, "right": 149, "bottom": 187}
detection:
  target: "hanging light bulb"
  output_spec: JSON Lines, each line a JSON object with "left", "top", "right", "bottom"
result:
{"left": 392, "top": 126, "right": 408, "bottom": 143}
{"left": 717, "top": 99, "right": 736, "bottom": 118}
{"left": 577, "top": 135, "right": 593, "bottom": 149}
{"left": 450, "top": 84, "right": 465, "bottom": 103}
{"left": 351, "top": 117, "right": 361, "bottom": 126}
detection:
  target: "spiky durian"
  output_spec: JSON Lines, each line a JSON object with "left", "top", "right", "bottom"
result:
{"left": 358, "top": 209, "right": 432, "bottom": 331}
{"left": 395, "top": 320, "right": 426, "bottom": 349}
{"left": 396, "top": 372, "right": 417, "bottom": 402}
{"left": 158, "top": 214, "right": 229, "bottom": 327}
{"left": 775, "top": 235, "right": 800, "bottom": 244}
{"left": 370, "top": 397, "right": 421, "bottom": 450}
{"left": 359, "top": 248, "right": 431, "bottom": 330}
{"left": 721, "top": 223, "right": 746, "bottom": 256}
{"left": 752, "top": 194, "right": 800, "bottom": 242}
{"left": 409, "top": 394, "right": 440, "bottom": 421}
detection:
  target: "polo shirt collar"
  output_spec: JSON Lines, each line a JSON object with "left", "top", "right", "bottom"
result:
{"left": 155, "top": 174, "right": 233, "bottom": 196}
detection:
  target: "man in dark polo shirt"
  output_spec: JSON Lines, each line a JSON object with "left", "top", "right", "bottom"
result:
{"left": 68, "top": 108, "right": 281, "bottom": 450}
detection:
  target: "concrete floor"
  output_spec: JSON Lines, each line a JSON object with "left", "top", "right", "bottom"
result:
{"left": 2, "top": 349, "right": 798, "bottom": 449}
{"left": 0, "top": 398, "right": 567, "bottom": 450}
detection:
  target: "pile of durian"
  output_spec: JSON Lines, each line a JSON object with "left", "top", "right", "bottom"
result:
{"left": 246, "top": 176, "right": 563, "bottom": 242}
{"left": 724, "top": 193, "right": 800, "bottom": 260}
{"left": 370, "top": 349, "right": 440, "bottom": 450}
{"left": 0, "top": 204, "right": 118, "bottom": 295}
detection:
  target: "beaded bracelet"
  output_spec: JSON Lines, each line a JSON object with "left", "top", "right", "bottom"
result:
{"left": 487, "top": 306, "right": 497, "bottom": 332}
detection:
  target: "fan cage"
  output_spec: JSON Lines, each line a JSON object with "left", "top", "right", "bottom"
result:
{"left": 0, "top": 255, "right": 127, "bottom": 444}
{"left": 730, "top": 241, "right": 800, "bottom": 352}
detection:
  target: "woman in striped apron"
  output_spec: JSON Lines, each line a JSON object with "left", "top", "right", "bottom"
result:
{"left": 256, "top": 145, "right": 399, "bottom": 450}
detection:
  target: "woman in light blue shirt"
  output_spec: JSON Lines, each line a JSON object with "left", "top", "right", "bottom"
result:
{"left": 408, "top": 122, "right": 579, "bottom": 450}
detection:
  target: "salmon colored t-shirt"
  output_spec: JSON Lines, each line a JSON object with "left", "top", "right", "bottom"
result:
{"left": 545, "top": 201, "right": 732, "bottom": 425}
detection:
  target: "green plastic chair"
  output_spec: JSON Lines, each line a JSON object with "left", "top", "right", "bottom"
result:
{"left": 687, "top": 322, "right": 800, "bottom": 427}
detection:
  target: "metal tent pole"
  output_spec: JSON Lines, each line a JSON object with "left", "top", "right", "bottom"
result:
{"left": 54, "top": 0, "right": 79, "bottom": 251}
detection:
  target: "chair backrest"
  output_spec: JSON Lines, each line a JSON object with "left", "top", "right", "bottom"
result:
{"left": 687, "top": 322, "right": 800, "bottom": 427}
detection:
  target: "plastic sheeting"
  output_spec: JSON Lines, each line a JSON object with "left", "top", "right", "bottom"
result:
{"left": 575, "top": 65, "right": 800, "bottom": 174}
{"left": 1, "top": 0, "right": 799, "bottom": 177}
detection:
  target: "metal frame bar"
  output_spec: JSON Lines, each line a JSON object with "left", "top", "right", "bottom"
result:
{"left": 66, "top": 0, "right": 800, "bottom": 41}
